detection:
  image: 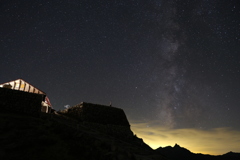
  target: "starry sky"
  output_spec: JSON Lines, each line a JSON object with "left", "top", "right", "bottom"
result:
{"left": 1, "top": 0, "right": 240, "bottom": 155}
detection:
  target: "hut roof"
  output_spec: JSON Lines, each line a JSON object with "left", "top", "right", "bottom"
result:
{"left": 0, "top": 79, "right": 46, "bottom": 95}
{"left": 0, "top": 79, "right": 52, "bottom": 106}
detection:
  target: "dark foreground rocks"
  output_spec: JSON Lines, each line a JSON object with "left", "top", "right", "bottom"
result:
{"left": 0, "top": 112, "right": 167, "bottom": 160}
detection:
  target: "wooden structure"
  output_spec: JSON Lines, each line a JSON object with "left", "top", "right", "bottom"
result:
{"left": 0, "top": 79, "right": 52, "bottom": 113}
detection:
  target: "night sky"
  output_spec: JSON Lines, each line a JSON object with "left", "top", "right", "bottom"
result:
{"left": 1, "top": 0, "right": 240, "bottom": 155}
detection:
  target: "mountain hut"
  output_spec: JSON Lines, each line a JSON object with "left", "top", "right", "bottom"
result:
{"left": 0, "top": 79, "right": 52, "bottom": 113}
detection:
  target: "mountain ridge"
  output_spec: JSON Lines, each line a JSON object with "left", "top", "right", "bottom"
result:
{"left": 0, "top": 108, "right": 239, "bottom": 160}
{"left": 155, "top": 143, "right": 240, "bottom": 160}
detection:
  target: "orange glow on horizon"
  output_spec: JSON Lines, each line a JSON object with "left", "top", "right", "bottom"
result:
{"left": 130, "top": 121, "right": 240, "bottom": 155}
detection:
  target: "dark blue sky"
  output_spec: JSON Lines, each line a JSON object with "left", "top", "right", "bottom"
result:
{"left": 1, "top": 1, "right": 240, "bottom": 152}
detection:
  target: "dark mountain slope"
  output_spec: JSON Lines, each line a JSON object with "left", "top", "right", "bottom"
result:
{"left": 0, "top": 112, "right": 167, "bottom": 160}
{"left": 1, "top": 110, "right": 239, "bottom": 160}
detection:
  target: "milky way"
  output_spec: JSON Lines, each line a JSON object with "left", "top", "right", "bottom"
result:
{"left": 1, "top": 0, "right": 240, "bottom": 154}
{"left": 134, "top": 0, "right": 240, "bottom": 130}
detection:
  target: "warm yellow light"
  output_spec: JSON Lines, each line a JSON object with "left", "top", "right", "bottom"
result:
{"left": 130, "top": 121, "right": 240, "bottom": 155}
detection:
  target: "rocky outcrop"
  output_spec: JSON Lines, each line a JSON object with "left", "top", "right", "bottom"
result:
{"left": 59, "top": 102, "right": 130, "bottom": 127}
{"left": 59, "top": 102, "right": 134, "bottom": 140}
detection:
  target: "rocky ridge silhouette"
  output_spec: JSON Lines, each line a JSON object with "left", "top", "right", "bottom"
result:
{"left": 155, "top": 143, "right": 240, "bottom": 160}
{"left": 0, "top": 102, "right": 239, "bottom": 160}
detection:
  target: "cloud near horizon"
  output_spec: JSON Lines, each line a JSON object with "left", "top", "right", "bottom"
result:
{"left": 130, "top": 121, "right": 240, "bottom": 155}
